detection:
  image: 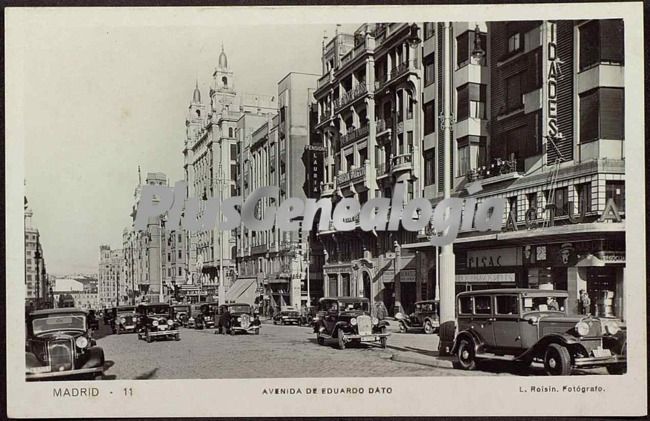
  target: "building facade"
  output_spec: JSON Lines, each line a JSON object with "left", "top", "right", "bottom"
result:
{"left": 183, "top": 46, "right": 276, "bottom": 302}
{"left": 98, "top": 245, "right": 125, "bottom": 308}
{"left": 24, "top": 204, "right": 50, "bottom": 308}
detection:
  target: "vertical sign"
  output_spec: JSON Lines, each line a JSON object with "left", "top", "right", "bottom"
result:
{"left": 544, "top": 21, "right": 562, "bottom": 164}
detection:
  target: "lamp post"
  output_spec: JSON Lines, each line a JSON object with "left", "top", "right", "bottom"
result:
{"left": 438, "top": 21, "right": 456, "bottom": 324}
{"left": 159, "top": 215, "right": 166, "bottom": 304}
{"left": 217, "top": 158, "right": 226, "bottom": 306}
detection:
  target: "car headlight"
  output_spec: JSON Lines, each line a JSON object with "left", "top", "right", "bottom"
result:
{"left": 604, "top": 321, "right": 620, "bottom": 335}
{"left": 237, "top": 317, "right": 242, "bottom": 322}
{"left": 168, "top": 319, "right": 174, "bottom": 325}
{"left": 152, "top": 320, "right": 159, "bottom": 327}
{"left": 575, "top": 321, "right": 590, "bottom": 336}
{"left": 75, "top": 336, "right": 89, "bottom": 348}
{"left": 350, "top": 318, "right": 357, "bottom": 326}
{"left": 372, "top": 317, "right": 379, "bottom": 325}
{"left": 120, "top": 317, "right": 126, "bottom": 323}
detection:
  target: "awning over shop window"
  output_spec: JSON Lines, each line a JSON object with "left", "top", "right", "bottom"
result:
{"left": 224, "top": 278, "right": 257, "bottom": 305}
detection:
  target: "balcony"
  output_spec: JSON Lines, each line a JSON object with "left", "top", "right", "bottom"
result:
{"left": 340, "top": 38, "right": 370, "bottom": 69}
{"left": 391, "top": 153, "right": 413, "bottom": 174}
{"left": 321, "top": 181, "right": 335, "bottom": 197}
{"left": 334, "top": 83, "right": 368, "bottom": 110}
{"left": 340, "top": 124, "right": 369, "bottom": 147}
{"left": 375, "top": 162, "right": 389, "bottom": 178}
{"left": 376, "top": 60, "right": 420, "bottom": 92}
{"left": 317, "top": 71, "right": 333, "bottom": 90}
{"left": 466, "top": 158, "right": 518, "bottom": 183}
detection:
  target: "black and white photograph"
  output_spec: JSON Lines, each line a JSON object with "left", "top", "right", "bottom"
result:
{"left": 5, "top": 3, "right": 647, "bottom": 418}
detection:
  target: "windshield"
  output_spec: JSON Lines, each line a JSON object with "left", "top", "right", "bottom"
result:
{"left": 339, "top": 301, "right": 369, "bottom": 312}
{"left": 228, "top": 305, "right": 250, "bottom": 313}
{"left": 147, "top": 305, "right": 171, "bottom": 315}
{"left": 523, "top": 296, "right": 566, "bottom": 312}
{"left": 32, "top": 314, "right": 86, "bottom": 334}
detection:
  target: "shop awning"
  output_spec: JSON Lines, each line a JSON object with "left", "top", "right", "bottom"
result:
{"left": 224, "top": 278, "right": 257, "bottom": 305}
{"left": 575, "top": 254, "right": 606, "bottom": 267}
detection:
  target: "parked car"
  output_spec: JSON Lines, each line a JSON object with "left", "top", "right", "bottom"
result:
{"left": 136, "top": 303, "right": 180, "bottom": 343}
{"left": 450, "top": 289, "right": 626, "bottom": 375}
{"left": 187, "top": 304, "right": 203, "bottom": 329}
{"left": 215, "top": 303, "right": 261, "bottom": 335}
{"left": 395, "top": 300, "right": 439, "bottom": 334}
{"left": 273, "top": 309, "right": 301, "bottom": 325}
{"left": 197, "top": 302, "right": 219, "bottom": 329}
{"left": 112, "top": 305, "right": 137, "bottom": 334}
{"left": 103, "top": 307, "right": 115, "bottom": 325}
{"left": 313, "top": 297, "right": 390, "bottom": 350}
{"left": 300, "top": 306, "right": 318, "bottom": 327}
{"left": 172, "top": 304, "right": 191, "bottom": 327}
{"left": 25, "top": 308, "right": 105, "bottom": 381}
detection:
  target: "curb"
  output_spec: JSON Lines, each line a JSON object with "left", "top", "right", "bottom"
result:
{"left": 390, "top": 351, "right": 455, "bottom": 369}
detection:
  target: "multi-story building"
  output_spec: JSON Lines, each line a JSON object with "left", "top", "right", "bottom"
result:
{"left": 313, "top": 20, "right": 625, "bottom": 320}
{"left": 122, "top": 171, "right": 170, "bottom": 304}
{"left": 236, "top": 72, "right": 320, "bottom": 312}
{"left": 24, "top": 203, "right": 49, "bottom": 308}
{"left": 98, "top": 245, "right": 125, "bottom": 308}
{"left": 183, "top": 46, "right": 275, "bottom": 301}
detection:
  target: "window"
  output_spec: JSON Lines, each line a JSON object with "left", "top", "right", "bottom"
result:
{"left": 456, "top": 31, "right": 469, "bottom": 67}
{"left": 474, "top": 296, "right": 492, "bottom": 315}
{"left": 505, "top": 73, "right": 524, "bottom": 112}
{"left": 458, "top": 145, "right": 470, "bottom": 176}
{"left": 508, "top": 196, "right": 518, "bottom": 221}
{"left": 605, "top": 181, "right": 625, "bottom": 212}
{"left": 167, "top": 253, "right": 171, "bottom": 262}
{"left": 424, "top": 100, "right": 435, "bottom": 135}
{"left": 579, "top": 88, "right": 624, "bottom": 143}
{"left": 496, "top": 296, "right": 519, "bottom": 315}
{"left": 554, "top": 187, "right": 569, "bottom": 216}
{"left": 459, "top": 296, "right": 473, "bottom": 314}
{"left": 178, "top": 267, "right": 183, "bottom": 276}
{"left": 508, "top": 32, "right": 521, "bottom": 53}
{"left": 230, "top": 144, "right": 237, "bottom": 160}
{"left": 424, "top": 55, "right": 435, "bottom": 86}
{"left": 178, "top": 234, "right": 182, "bottom": 242}
{"left": 527, "top": 193, "right": 538, "bottom": 213}
{"left": 424, "top": 149, "right": 435, "bottom": 186}
{"left": 178, "top": 250, "right": 182, "bottom": 258}
{"left": 457, "top": 83, "right": 486, "bottom": 121}
{"left": 579, "top": 19, "right": 624, "bottom": 71}
{"left": 424, "top": 22, "right": 435, "bottom": 40}
{"left": 576, "top": 183, "right": 592, "bottom": 214}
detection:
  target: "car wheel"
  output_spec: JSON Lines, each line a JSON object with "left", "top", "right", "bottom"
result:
{"left": 424, "top": 320, "right": 434, "bottom": 335}
{"left": 255, "top": 329, "right": 260, "bottom": 335}
{"left": 316, "top": 332, "right": 325, "bottom": 345}
{"left": 175, "top": 333, "right": 181, "bottom": 341}
{"left": 337, "top": 328, "right": 346, "bottom": 350}
{"left": 544, "top": 344, "right": 572, "bottom": 376}
{"left": 606, "top": 364, "right": 626, "bottom": 375}
{"left": 398, "top": 322, "right": 407, "bottom": 333}
{"left": 456, "top": 338, "right": 477, "bottom": 370}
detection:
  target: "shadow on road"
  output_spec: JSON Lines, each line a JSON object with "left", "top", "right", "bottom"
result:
{"left": 134, "top": 368, "right": 158, "bottom": 380}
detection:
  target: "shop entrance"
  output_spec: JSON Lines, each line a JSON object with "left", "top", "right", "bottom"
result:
{"left": 586, "top": 267, "right": 617, "bottom": 317}
{"left": 400, "top": 283, "right": 416, "bottom": 314}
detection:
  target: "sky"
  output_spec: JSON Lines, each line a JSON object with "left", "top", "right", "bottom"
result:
{"left": 21, "top": 15, "right": 359, "bottom": 275}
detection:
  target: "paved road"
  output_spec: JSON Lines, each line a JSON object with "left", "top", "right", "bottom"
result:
{"left": 96, "top": 321, "right": 498, "bottom": 379}
{"left": 95, "top": 320, "right": 606, "bottom": 379}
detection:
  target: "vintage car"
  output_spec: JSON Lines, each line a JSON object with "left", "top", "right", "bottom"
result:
{"left": 313, "top": 297, "right": 390, "bottom": 349}
{"left": 449, "top": 289, "right": 626, "bottom": 375}
{"left": 172, "top": 304, "right": 191, "bottom": 327}
{"left": 25, "top": 308, "right": 105, "bottom": 381}
{"left": 395, "top": 300, "right": 440, "bottom": 334}
{"left": 187, "top": 304, "right": 203, "bottom": 329}
{"left": 136, "top": 303, "right": 180, "bottom": 342}
{"left": 87, "top": 310, "right": 99, "bottom": 330}
{"left": 300, "top": 306, "right": 318, "bottom": 326}
{"left": 112, "top": 305, "right": 137, "bottom": 334}
{"left": 103, "top": 307, "right": 115, "bottom": 325}
{"left": 272, "top": 309, "right": 301, "bottom": 325}
{"left": 196, "top": 302, "right": 219, "bottom": 329}
{"left": 215, "top": 303, "right": 261, "bottom": 335}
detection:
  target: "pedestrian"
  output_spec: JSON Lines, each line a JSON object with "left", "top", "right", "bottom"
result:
{"left": 221, "top": 307, "right": 232, "bottom": 334}
{"left": 579, "top": 289, "right": 591, "bottom": 315}
{"left": 374, "top": 299, "right": 388, "bottom": 321}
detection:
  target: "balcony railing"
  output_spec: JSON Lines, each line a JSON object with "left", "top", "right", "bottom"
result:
{"left": 340, "top": 124, "right": 369, "bottom": 146}
{"left": 334, "top": 83, "right": 368, "bottom": 110}
{"left": 466, "top": 158, "right": 518, "bottom": 182}
{"left": 376, "top": 118, "right": 393, "bottom": 134}
{"left": 376, "top": 60, "right": 419, "bottom": 93}
{"left": 391, "top": 153, "right": 413, "bottom": 173}
{"left": 319, "top": 107, "right": 332, "bottom": 124}
{"left": 376, "top": 162, "right": 389, "bottom": 177}
{"left": 321, "top": 181, "right": 335, "bottom": 196}
{"left": 317, "top": 71, "right": 333, "bottom": 89}
{"left": 340, "top": 39, "right": 369, "bottom": 68}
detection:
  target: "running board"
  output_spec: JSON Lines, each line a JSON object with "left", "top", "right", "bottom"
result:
{"left": 475, "top": 353, "right": 517, "bottom": 361}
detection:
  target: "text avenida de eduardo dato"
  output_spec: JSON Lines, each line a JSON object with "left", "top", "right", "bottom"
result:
{"left": 262, "top": 387, "right": 391, "bottom": 395}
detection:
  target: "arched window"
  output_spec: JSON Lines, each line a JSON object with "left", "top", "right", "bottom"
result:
{"left": 222, "top": 76, "right": 228, "bottom": 87}
{"left": 196, "top": 109, "right": 201, "bottom": 117}
{"left": 229, "top": 127, "right": 233, "bottom": 137}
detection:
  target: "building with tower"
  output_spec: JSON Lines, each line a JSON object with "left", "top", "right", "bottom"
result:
{"left": 24, "top": 200, "right": 50, "bottom": 309}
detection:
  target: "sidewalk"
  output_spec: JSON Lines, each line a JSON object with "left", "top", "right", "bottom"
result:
{"left": 382, "top": 321, "right": 456, "bottom": 369}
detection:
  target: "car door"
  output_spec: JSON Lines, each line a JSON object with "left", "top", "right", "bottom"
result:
{"left": 492, "top": 294, "right": 524, "bottom": 351}
{"left": 323, "top": 300, "right": 338, "bottom": 334}
{"left": 470, "top": 295, "right": 496, "bottom": 347}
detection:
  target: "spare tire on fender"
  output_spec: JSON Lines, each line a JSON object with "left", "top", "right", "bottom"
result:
{"left": 438, "top": 320, "right": 456, "bottom": 356}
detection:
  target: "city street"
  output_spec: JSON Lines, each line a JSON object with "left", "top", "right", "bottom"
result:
{"left": 94, "top": 320, "right": 607, "bottom": 379}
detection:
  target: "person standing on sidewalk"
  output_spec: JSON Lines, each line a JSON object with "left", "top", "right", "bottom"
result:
{"left": 579, "top": 289, "right": 592, "bottom": 315}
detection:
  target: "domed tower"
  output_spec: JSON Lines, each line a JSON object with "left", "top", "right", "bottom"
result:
{"left": 186, "top": 80, "right": 206, "bottom": 145}
{"left": 210, "top": 43, "right": 237, "bottom": 114}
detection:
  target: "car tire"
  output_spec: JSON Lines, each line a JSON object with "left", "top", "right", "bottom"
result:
{"left": 424, "top": 320, "right": 435, "bottom": 335}
{"left": 175, "top": 333, "right": 181, "bottom": 341}
{"left": 544, "top": 344, "right": 572, "bottom": 376}
{"left": 316, "top": 332, "right": 325, "bottom": 345}
{"left": 398, "top": 322, "right": 407, "bottom": 333}
{"left": 337, "top": 328, "right": 346, "bottom": 350}
{"left": 456, "top": 338, "right": 477, "bottom": 370}
{"left": 606, "top": 364, "right": 626, "bottom": 375}
{"left": 255, "top": 329, "right": 260, "bottom": 335}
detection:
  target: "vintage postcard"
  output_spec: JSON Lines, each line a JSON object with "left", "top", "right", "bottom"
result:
{"left": 5, "top": 2, "right": 647, "bottom": 417}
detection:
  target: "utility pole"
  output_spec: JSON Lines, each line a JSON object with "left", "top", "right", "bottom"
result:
{"left": 439, "top": 22, "right": 456, "bottom": 324}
